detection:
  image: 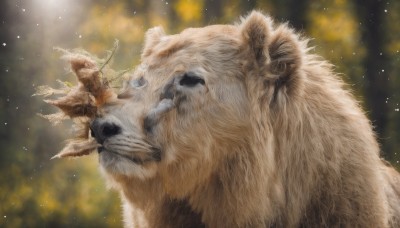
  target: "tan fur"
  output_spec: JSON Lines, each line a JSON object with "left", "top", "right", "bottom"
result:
{"left": 86, "top": 11, "right": 400, "bottom": 227}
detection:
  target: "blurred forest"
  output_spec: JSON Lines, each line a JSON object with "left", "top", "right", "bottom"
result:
{"left": 0, "top": 0, "right": 399, "bottom": 227}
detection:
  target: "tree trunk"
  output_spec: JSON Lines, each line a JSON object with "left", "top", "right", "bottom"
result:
{"left": 240, "top": 0, "right": 257, "bottom": 15}
{"left": 204, "top": 0, "right": 223, "bottom": 24}
{"left": 272, "top": 0, "right": 309, "bottom": 30}
{"left": 354, "top": 0, "right": 390, "bottom": 157}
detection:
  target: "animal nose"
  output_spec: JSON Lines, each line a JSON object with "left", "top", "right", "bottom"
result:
{"left": 90, "top": 119, "right": 121, "bottom": 144}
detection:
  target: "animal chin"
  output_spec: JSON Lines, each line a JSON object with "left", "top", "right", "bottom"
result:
{"left": 99, "top": 146, "right": 161, "bottom": 165}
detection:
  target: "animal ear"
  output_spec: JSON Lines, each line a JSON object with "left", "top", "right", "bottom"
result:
{"left": 142, "top": 26, "right": 166, "bottom": 58}
{"left": 267, "top": 25, "right": 303, "bottom": 97}
{"left": 240, "top": 11, "right": 273, "bottom": 66}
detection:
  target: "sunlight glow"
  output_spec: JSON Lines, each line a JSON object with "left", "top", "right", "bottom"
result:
{"left": 37, "top": 0, "right": 70, "bottom": 11}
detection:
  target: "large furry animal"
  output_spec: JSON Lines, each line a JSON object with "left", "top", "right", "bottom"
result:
{"left": 82, "top": 11, "right": 400, "bottom": 227}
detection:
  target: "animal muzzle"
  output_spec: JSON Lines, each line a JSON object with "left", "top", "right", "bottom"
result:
{"left": 90, "top": 119, "right": 121, "bottom": 145}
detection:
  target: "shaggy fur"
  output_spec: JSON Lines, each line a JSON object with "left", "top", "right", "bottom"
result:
{"left": 84, "top": 11, "right": 400, "bottom": 227}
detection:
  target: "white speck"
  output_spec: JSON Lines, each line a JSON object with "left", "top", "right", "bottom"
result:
{"left": 5, "top": 69, "right": 8, "bottom": 72}
{"left": 133, "top": 11, "right": 136, "bottom": 15}
{"left": 166, "top": 1, "right": 168, "bottom": 4}
{"left": 22, "top": 8, "right": 26, "bottom": 12}
{"left": 2, "top": 43, "right": 6, "bottom": 46}
{"left": 380, "top": 52, "right": 382, "bottom": 55}
{"left": 382, "top": 69, "right": 385, "bottom": 72}
{"left": 395, "top": 108, "right": 399, "bottom": 112}
{"left": 27, "top": 128, "right": 30, "bottom": 130}
{"left": 397, "top": 161, "right": 399, "bottom": 163}
{"left": 4, "top": 123, "right": 7, "bottom": 126}
{"left": 78, "top": 35, "right": 82, "bottom": 38}
{"left": 352, "top": 52, "right": 356, "bottom": 55}
{"left": 6, "top": 98, "right": 9, "bottom": 102}
{"left": 15, "top": 107, "right": 18, "bottom": 110}
{"left": 36, "top": 23, "right": 39, "bottom": 26}
{"left": 22, "top": 146, "right": 28, "bottom": 151}
{"left": 58, "top": 16, "right": 62, "bottom": 19}
{"left": 17, "top": 35, "right": 20, "bottom": 39}
{"left": 3, "top": 215, "right": 6, "bottom": 218}
{"left": 384, "top": 9, "right": 387, "bottom": 13}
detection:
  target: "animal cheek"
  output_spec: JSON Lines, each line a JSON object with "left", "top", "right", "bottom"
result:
{"left": 143, "top": 99, "right": 175, "bottom": 134}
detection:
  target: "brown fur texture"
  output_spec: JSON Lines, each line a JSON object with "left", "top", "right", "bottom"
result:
{"left": 37, "top": 51, "right": 117, "bottom": 158}
{"left": 46, "top": 11, "right": 400, "bottom": 227}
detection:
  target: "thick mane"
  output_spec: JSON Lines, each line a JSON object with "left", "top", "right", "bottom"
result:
{"left": 270, "top": 56, "right": 385, "bottom": 226}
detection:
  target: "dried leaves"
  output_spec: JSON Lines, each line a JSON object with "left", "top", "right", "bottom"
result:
{"left": 36, "top": 41, "right": 124, "bottom": 159}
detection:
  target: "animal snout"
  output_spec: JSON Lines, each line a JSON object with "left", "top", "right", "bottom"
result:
{"left": 90, "top": 119, "right": 121, "bottom": 144}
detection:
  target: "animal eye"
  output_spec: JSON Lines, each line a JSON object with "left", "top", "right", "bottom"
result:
{"left": 179, "top": 73, "right": 205, "bottom": 87}
{"left": 130, "top": 77, "right": 147, "bottom": 88}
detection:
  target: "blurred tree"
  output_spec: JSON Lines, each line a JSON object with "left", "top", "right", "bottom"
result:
{"left": 0, "top": 0, "right": 13, "bottom": 148}
{"left": 384, "top": 0, "right": 400, "bottom": 167}
{"left": 271, "top": 0, "right": 309, "bottom": 30}
{"left": 0, "top": 0, "right": 122, "bottom": 227}
{"left": 204, "top": 0, "right": 224, "bottom": 23}
{"left": 353, "top": 0, "right": 390, "bottom": 157}
{"left": 240, "top": 0, "right": 257, "bottom": 14}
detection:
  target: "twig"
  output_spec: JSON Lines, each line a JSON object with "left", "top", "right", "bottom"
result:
{"left": 99, "top": 39, "right": 119, "bottom": 74}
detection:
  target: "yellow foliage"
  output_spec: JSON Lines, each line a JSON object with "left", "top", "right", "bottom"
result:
{"left": 308, "top": 0, "right": 365, "bottom": 80}
{"left": 80, "top": 4, "right": 145, "bottom": 54}
{"left": 174, "top": 0, "right": 203, "bottom": 22}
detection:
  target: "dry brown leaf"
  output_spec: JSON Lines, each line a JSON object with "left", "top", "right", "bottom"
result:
{"left": 51, "top": 139, "right": 99, "bottom": 159}
{"left": 40, "top": 43, "right": 123, "bottom": 159}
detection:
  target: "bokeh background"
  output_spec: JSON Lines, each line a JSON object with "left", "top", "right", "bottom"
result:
{"left": 1, "top": 0, "right": 399, "bottom": 227}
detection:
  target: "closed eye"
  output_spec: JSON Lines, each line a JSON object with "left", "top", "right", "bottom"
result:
{"left": 179, "top": 73, "right": 205, "bottom": 87}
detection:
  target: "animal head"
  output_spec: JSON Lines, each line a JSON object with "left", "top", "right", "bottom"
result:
{"left": 88, "top": 11, "right": 305, "bottom": 186}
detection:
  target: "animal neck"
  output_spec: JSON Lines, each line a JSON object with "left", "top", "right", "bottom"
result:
{"left": 185, "top": 137, "right": 282, "bottom": 227}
